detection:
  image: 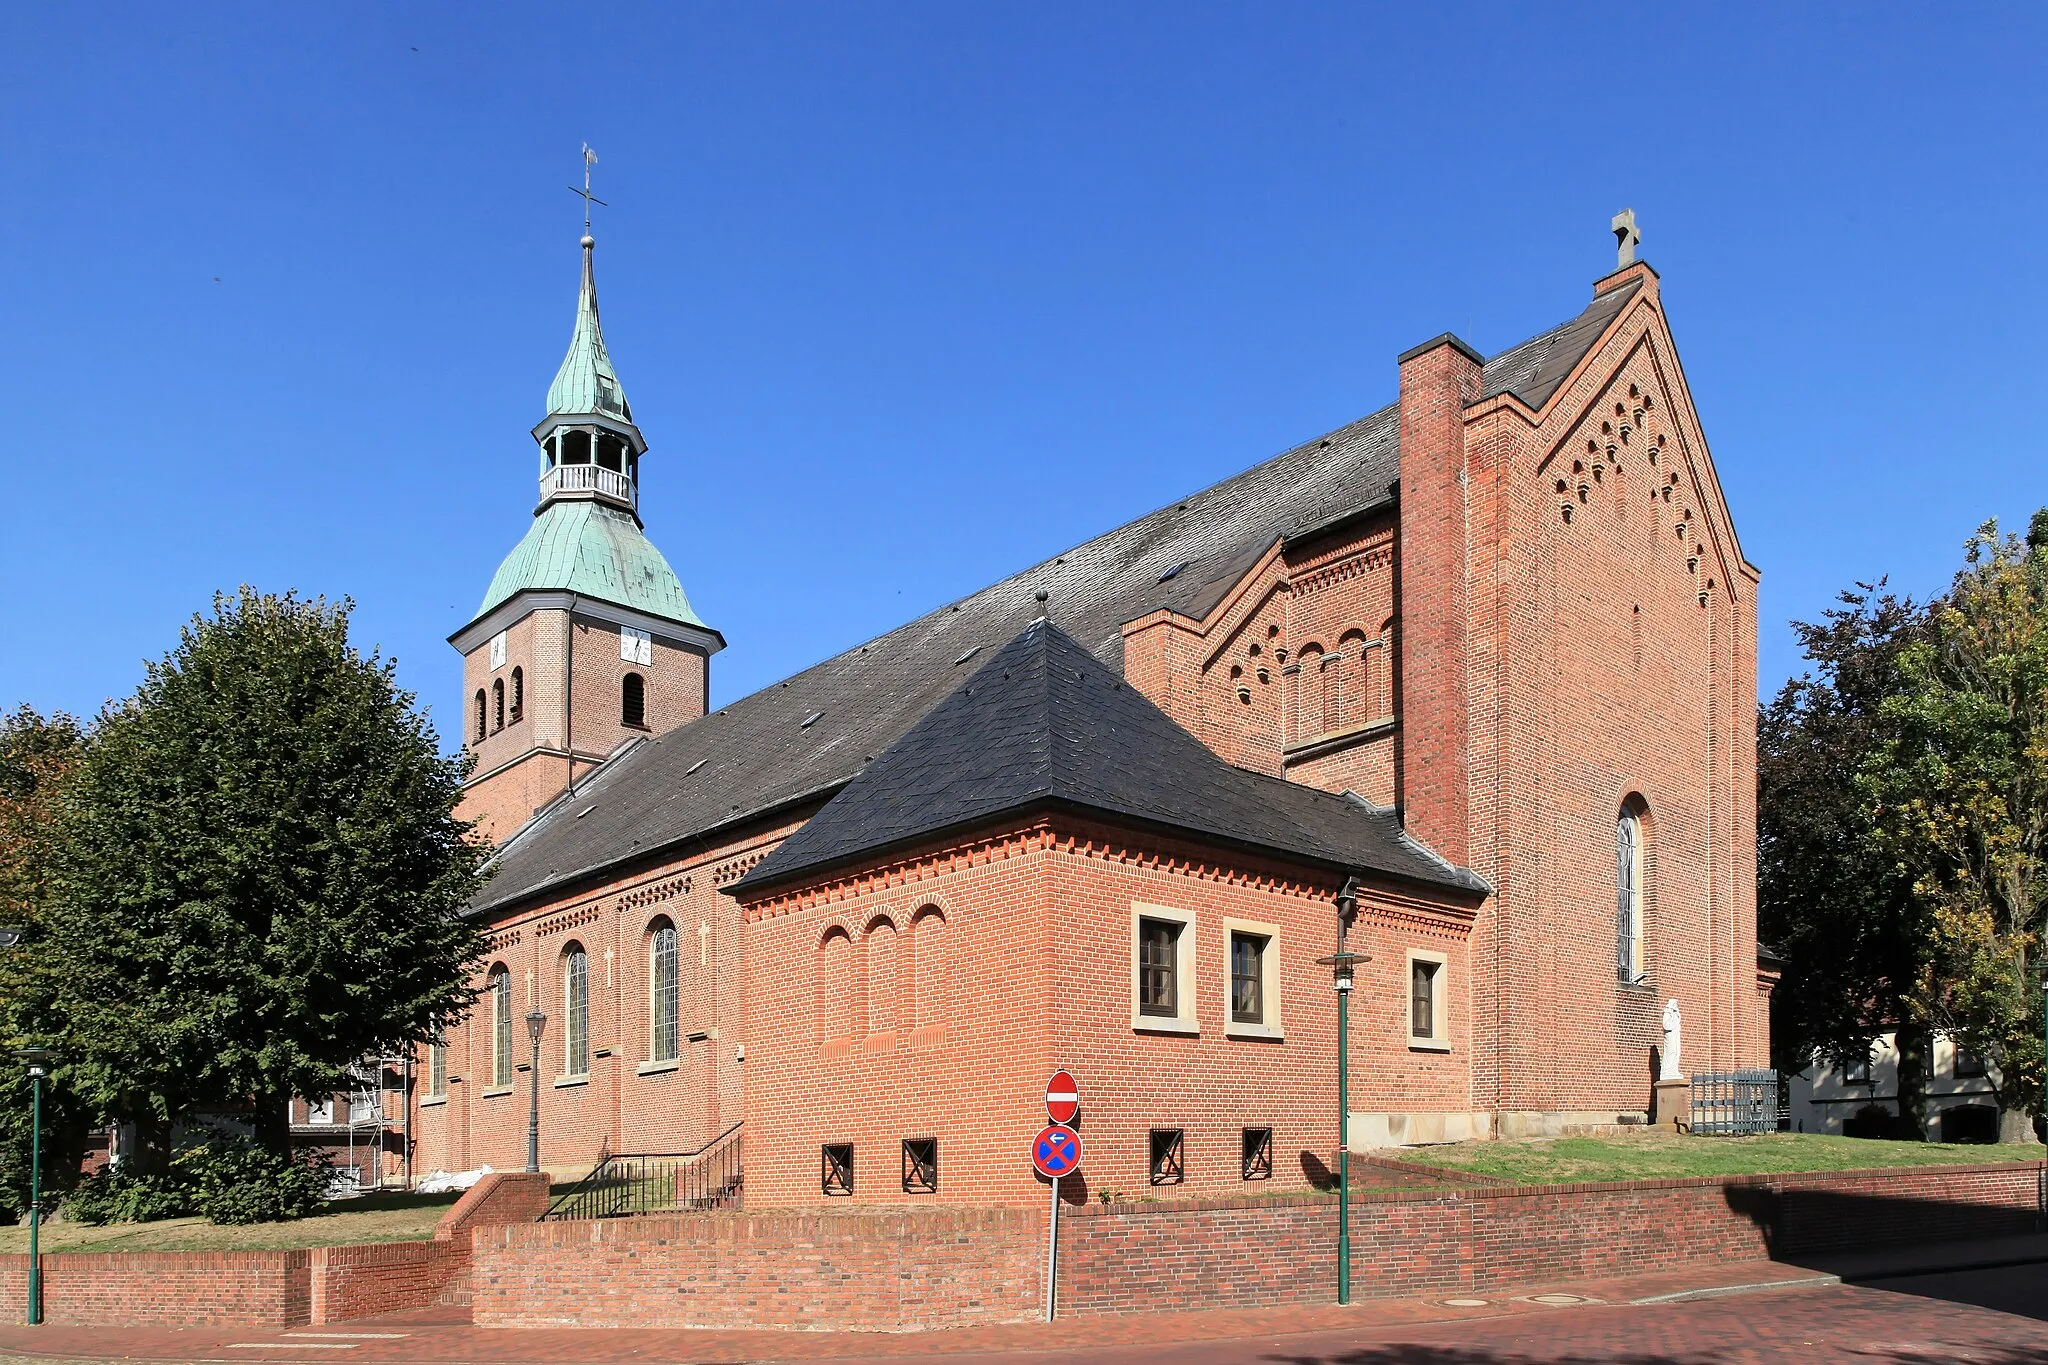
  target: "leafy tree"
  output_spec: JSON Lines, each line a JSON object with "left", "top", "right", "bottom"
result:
{"left": 28, "top": 590, "right": 489, "bottom": 1172}
{"left": 0, "top": 706, "right": 91, "bottom": 1218}
{"left": 1758, "top": 583, "right": 1928, "bottom": 1122}
{"left": 1865, "top": 515, "right": 2048, "bottom": 1142}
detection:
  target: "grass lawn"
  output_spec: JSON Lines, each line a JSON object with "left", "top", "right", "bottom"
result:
{"left": 0, "top": 1190, "right": 462, "bottom": 1254}
{"left": 1391, "top": 1130, "right": 2048, "bottom": 1185}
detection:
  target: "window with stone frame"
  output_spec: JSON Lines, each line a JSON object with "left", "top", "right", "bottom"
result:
{"left": 1230, "top": 931, "right": 1267, "bottom": 1024}
{"left": 1139, "top": 918, "right": 1181, "bottom": 1017}
{"left": 649, "top": 920, "right": 680, "bottom": 1063}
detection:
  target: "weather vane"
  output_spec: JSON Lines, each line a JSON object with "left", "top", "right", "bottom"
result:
{"left": 569, "top": 143, "right": 606, "bottom": 238}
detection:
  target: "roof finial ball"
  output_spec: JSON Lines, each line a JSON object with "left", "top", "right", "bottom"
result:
{"left": 1611, "top": 208, "right": 1641, "bottom": 270}
{"left": 581, "top": 234, "right": 595, "bottom": 250}
{"left": 1034, "top": 588, "right": 1050, "bottom": 622}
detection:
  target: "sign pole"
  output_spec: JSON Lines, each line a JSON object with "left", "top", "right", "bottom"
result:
{"left": 1045, "top": 1174, "right": 1060, "bottom": 1321}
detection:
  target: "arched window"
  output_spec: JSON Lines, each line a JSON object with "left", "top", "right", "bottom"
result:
{"left": 649, "top": 920, "right": 679, "bottom": 1063}
{"left": 911, "top": 908, "right": 948, "bottom": 1028}
{"left": 473, "top": 690, "right": 487, "bottom": 744}
{"left": 1296, "top": 644, "right": 1325, "bottom": 737}
{"left": 622, "top": 672, "right": 646, "bottom": 728}
{"left": 1617, "top": 800, "right": 1647, "bottom": 982}
{"left": 427, "top": 1032, "right": 448, "bottom": 1097}
{"left": 819, "top": 928, "right": 855, "bottom": 1043}
{"left": 492, "top": 678, "right": 505, "bottom": 733}
{"left": 509, "top": 667, "right": 524, "bottom": 724}
{"left": 1338, "top": 630, "right": 1368, "bottom": 728}
{"left": 865, "top": 918, "right": 898, "bottom": 1034}
{"left": 1374, "top": 617, "right": 1396, "bottom": 719}
{"left": 489, "top": 966, "right": 512, "bottom": 1087}
{"left": 563, "top": 944, "right": 590, "bottom": 1076}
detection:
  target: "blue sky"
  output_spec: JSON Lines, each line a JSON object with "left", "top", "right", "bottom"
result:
{"left": 3, "top": 5, "right": 2043, "bottom": 747}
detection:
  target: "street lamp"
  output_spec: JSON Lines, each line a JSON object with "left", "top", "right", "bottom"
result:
{"left": 13, "top": 1047, "right": 57, "bottom": 1327}
{"left": 525, "top": 1010, "right": 547, "bottom": 1174}
{"left": 1318, "top": 875, "right": 1367, "bottom": 1306}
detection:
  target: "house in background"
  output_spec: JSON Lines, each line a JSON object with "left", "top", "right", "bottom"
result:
{"left": 1787, "top": 1031, "right": 2002, "bottom": 1143}
{"left": 289, "top": 1056, "right": 412, "bottom": 1192}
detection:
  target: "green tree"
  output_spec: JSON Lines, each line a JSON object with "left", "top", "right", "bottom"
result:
{"left": 1758, "top": 584, "right": 1928, "bottom": 1125}
{"left": 0, "top": 706, "right": 91, "bottom": 1218}
{"left": 29, "top": 590, "right": 489, "bottom": 1170}
{"left": 1866, "top": 515, "right": 2048, "bottom": 1142}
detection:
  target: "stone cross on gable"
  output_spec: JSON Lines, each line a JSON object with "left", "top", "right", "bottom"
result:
{"left": 1611, "top": 208, "right": 1641, "bottom": 270}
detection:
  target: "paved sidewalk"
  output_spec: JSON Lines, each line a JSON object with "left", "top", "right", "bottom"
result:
{"left": 0, "top": 1255, "right": 1856, "bottom": 1365}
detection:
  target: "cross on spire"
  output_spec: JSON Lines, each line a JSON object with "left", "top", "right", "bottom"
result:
{"left": 1611, "top": 208, "right": 1640, "bottom": 270}
{"left": 569, "top": 143, "right": 607, "bottom": 239}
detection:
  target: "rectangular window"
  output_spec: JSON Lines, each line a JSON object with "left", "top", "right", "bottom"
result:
{"left": 1148, "top": 1128, "right": 1185, "bottom": 1186}
{"left": 1240, "top": 1127, "right": 1273, "bottom": 1181}
{"left": 901, "top": 1138, "right": 938, "bottom": 1194}
{"left": 1230, "top": 932, "right": 1266, "bottom": 1024}
{"left": 1844, "top": 1048, "right": 1873, "bottom": 1085}
{"left": 1407, "top": 950, "right": 1448, "bottom": 1048}
{"left": 306, "top": 1098, "right": 334, "bottom": 1125}
{"left": 1954, "top": 1045, "right": 1987, "bottom": 1080}
{"left": 1139, "top": 919, "right": 1181, "bottom": 1017}
{"left": 821, "top": 1143, "right": 854, "bottom": 1196}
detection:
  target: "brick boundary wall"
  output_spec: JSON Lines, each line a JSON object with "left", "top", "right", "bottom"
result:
{"left": 435, "top": 1171, "right": 553, "bottom": 1241}
{"left": 1058, "top": 1161, "right": 2045, "bottom": 1314}
{"left": 307, "top": 1240, "right": 473, "bottom": 1323}
{"left": 471, "top": 1205, "right": 1043, "bottom": 1330}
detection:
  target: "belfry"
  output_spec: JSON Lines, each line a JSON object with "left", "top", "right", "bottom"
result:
{"left": 450, "top": 226, "right": 723, "bottom": 843}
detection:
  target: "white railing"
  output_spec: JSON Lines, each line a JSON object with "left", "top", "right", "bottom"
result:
{"left": 543, "top": 463, "right": 636, "bottom": 506}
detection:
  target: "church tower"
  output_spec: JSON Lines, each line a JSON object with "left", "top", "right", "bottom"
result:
{"left": 451, "top": 229, "right": 723, "bottom": 844}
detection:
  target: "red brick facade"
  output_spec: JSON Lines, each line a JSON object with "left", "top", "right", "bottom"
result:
{"left": 417, "top": 259, "right": 1765, "bottom": 1195}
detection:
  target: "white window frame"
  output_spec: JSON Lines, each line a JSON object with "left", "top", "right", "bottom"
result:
{"left": 1221, "top": 916, "right": 1284, "bottom": 1040}
{"left": 305, "top": 1097, "right": 335, "bottom": 1125}
{"left": 1130, "top": 903, "right": 1198, "bottom": 1035}
{"left": 1406, "top": 948, "right": 1450, "bottom": 1051}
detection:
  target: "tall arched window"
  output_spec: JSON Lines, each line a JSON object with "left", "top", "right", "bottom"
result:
{"left": 427, "top": 1032, "right": 448, "bottom": 1097}
{"left": 473, "top": 690, "right": 487, "bottom": 744}
{"left": 1616, "top": 801, "right": 1646, "bottom": 982}
{"left": 509, "top": 667, "right": 524, "bottom": 724}
{"left": 489, "top": 966, "right": 512, "bottom": 1087}
{"left": 1338, "top": 629, "right": 1368, "bottom": 728}
{"left": 622, "top": 672, "right": 646, "bottom": 728}
{"left": 649, "top": 920, "right": 679, "bottom": 1063}
{"left": 492, "top": 678, "right": 505, "bottom": 733}
{"left": 1296, "top": 644, "right": 1325, "bottom": 737}
{"left": 563, "top": 944, "right": 590, "bottom": 1076}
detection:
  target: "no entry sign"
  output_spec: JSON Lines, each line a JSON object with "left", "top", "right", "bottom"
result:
{"left": 1033, "top": 1124, "right": 1082, "bottom": 1178}
{"left": 1044, "top": 1069, "right": 1079, "bottom": 1125}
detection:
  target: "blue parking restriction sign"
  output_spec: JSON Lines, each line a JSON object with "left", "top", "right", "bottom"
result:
{"left": 1033, "top": 1123, "right": 1081, "bottom": 1178}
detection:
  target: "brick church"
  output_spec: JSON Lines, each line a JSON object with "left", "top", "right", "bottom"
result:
{"left": 414, "top": 213, "right": 1769, "bottom": 1205}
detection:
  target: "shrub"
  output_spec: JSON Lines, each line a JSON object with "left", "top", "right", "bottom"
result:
{"left": 174, "top": 1133, "right": 332, "bottom": 1225}
{"left": 63, "top": 1167, "right": 193, "bottom": 1226}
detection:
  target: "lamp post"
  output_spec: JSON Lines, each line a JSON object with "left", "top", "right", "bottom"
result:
{"left": 14, "top": 1047, "right": 56, "bottom": 1326}
{"left": 525, "top": 1010, "right": 547, "bottom": 1174}
{"left": 1318, "top": 876, "right": 1365, "bottom": 1306}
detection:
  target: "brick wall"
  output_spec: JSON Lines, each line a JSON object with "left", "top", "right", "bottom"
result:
{"left": 1057, "top": 1161, "right": 2043, "bottom": 1314}
{"left": 470, "top": 1206, "right": 1043, "bottom": 1329}
{"left": 434, "top": 1170, "right": 552, "bottom": 1241}
{"left": 0, "top": 1250, "right": 311, "bottom": 1327}
{"left": 306, "top": 1240, "right": 471, "bottom": 1323}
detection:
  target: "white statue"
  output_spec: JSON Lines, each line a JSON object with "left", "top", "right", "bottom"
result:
{"left": 1660, "top": 999, "right": 1683, "bottom": 1081}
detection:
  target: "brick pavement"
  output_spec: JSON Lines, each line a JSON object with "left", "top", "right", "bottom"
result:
{"left": 8, "top": 1253, "right": 2042, "bottom": 1365}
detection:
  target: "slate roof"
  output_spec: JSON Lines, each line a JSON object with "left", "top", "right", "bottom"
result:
{"left": 469, "top": 279, "right": 1641, "bottom": 916}
{"left": 734, "top": 620, "right": 1487, "bottom": 897}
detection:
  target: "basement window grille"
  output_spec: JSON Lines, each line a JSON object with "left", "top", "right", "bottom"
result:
{"left": 1149, "top": 1128, "right": 1185, "bottom": 1186}
{"left": 1240, "top": 1127, "right": 1273, "bottom": 1181}
{"left": 821, "top": 1143, "right": 854, "bottom": 1196}
{"left": 901, "top": 1138, "right": 938, "bottom": 1194}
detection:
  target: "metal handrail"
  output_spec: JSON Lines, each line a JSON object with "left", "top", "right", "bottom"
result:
{"left": 544, "top": 1121, "right": 744, "bottom": 1220}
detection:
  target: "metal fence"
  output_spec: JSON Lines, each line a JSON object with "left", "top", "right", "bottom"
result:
{"left": 1690, "top": 1069, "right": 1780, "bottom": 1136}
{"left": 544, "top": 1123, "right": 743, "bottom": 1221}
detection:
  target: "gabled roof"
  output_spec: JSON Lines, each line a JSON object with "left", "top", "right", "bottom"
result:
{"left": 474, "top": 499, "right": 710, "bottom": 629}
{"left": 470, "top": 281, "right": 1639, "bottom": 916}
{"left": 546, "top": 241, "right": 633, "bottom": 423}
{"left": 731, "top": 619, "right": 1486, "bottom": 897}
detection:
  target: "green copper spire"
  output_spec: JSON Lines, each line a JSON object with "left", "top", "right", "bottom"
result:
{"left": 545, "top": 236, "right": 632, "bottom": 422}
